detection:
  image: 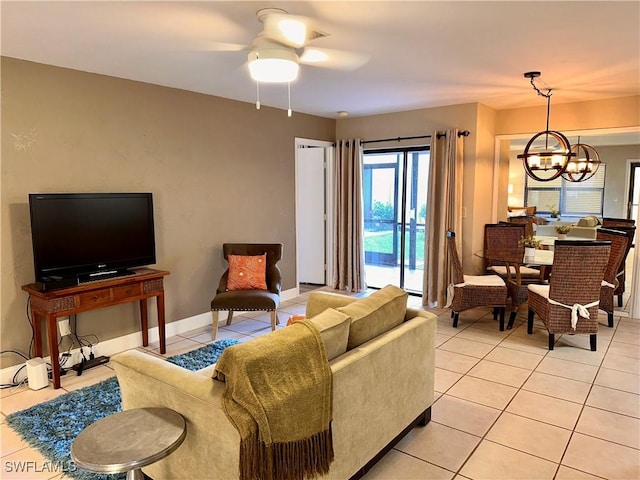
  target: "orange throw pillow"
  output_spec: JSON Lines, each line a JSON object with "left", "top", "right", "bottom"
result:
{"left": 226, "top": 254, "right": 268, "bottom": 291}
{"left": 287, "top": 315, "right": 306, "bottom": 326}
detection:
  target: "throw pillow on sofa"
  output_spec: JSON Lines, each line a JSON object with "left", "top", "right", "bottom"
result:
{"left": 337, "top": 284, "right": 408, "bottom": 349}
{"left": 285, "top": 309, "right": 351, "bottom": 361}
{"left": 308, "top": 308, "right": 352, "bottom": 361}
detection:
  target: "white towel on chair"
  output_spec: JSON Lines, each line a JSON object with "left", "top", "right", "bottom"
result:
{"left": 461, "top": 274, "right": 505, "bottom": 287}
{"left": 528, "top": 284, "right": 599, "bottom": 330}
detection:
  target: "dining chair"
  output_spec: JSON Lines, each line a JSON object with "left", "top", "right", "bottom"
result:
{"left": 484, "top": 223, "right": 547, "bottom": 329}
{"left": 527, "top": 240, "right": 611, "bottom": 351}
{"left": 484, "top": 223, "right": 541, "bottom": 280}
{"left": 447, "top": 231, "right": 508, "bottom": 330}
{"left": 602, "top": 217, "right": 635, "bottom": 227}
{"left": 210, "top": 243, "right": 283, "bottom": 340}
{"left": 596, "top": 228, "right": 630, "bottom": 327}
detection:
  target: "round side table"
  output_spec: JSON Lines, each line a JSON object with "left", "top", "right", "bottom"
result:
{"left": 71, "top": 407, "right": 186, "bottom": 480}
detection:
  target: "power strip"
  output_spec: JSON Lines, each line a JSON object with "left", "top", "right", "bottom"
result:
{"left": 72, "top": 355, "right": 110, "bottom": 375}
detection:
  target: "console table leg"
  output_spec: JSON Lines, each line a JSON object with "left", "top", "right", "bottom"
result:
{"left": 140, "top": 300, "right": 149, "bottom": 347}
{"left": 157, "top": 293, "right": 166, "bottom": 355}
{"left": 46, "top": 314, "right": 61, "bottom": 389}
{"left": 32, "top": 311, "right": 44, "bottom": 358}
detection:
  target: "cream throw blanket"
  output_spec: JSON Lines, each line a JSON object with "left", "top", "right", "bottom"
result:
{"left": 214, "top": 320, "right": 334, "bottom": 480}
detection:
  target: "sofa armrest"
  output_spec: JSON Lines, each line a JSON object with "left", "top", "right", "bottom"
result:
{"left": 404, "top": 307, "right": 437, "bottom": 322}
{"left": 110, "top": 350, "right": 240, "bottom": 479}
{"left": 305, "top": 291, "right": 359, "bottom": 318}
{"left": 325, "top": 313, "right": 436, "bottom": 479}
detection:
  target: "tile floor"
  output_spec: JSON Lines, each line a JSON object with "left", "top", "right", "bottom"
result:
{"left": 1, "top": 288, "right": 639, "bottom": 480}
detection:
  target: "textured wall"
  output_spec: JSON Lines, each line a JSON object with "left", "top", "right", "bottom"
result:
{"left": 1, "top": 57, "right": 335, "bottom": 366}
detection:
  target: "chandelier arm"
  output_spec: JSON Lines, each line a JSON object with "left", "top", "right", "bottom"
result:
{"left": 545, "top": 95, "right": 550, "bottom": 150}
{"left": 529, "top": 75, "right": 552, "bottom": 99}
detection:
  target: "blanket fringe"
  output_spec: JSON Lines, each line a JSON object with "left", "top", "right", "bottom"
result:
{"left": 240, "top": 424, "right": 334, "bottom": 480}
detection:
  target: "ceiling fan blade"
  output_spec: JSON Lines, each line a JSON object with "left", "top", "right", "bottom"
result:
{"left": 190, "top": 40, "right": 248, "bottom": 52}
{"left": 299, "top": 47, "right": 370, "bottom": 71}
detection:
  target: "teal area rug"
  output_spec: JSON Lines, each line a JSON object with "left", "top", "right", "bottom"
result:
{"left": 5, "top": 339, "right": 238, "bottom": 480}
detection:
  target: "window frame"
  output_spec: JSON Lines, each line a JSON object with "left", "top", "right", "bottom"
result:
{"left": 525, "top": 164, "right": 606, "bottom": 217}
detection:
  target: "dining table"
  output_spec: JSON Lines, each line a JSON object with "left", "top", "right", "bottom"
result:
{"left": 479, "top": 248, "right": 553, "bottom": 276}
{"left": 534, "top": 235, "right": 591, "bottom": 250}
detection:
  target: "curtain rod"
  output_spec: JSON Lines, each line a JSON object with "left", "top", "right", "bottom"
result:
{"left": 361, "top": 130, "right": 470, "bottom": 145}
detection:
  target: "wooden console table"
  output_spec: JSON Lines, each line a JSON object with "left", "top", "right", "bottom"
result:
{"left": 22, "top": 268, "right": 169, "bottom": 389}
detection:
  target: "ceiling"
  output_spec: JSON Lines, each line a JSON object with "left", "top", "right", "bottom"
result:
{"left": 2, "top": 1, "right": 639, "bottom": 120}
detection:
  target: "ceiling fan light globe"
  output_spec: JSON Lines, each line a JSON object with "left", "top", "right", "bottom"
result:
{"left": 248, "top": 48, "right": 299, "bottom": 83}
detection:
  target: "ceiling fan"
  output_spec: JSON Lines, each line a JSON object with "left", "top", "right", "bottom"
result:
{"left": 244, "top": 8, "right": 368, "bottom": 83}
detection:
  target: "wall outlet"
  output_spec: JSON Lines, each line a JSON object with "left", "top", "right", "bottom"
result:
{"left": 58, "top": 317, "right": 71, "bottom": 336}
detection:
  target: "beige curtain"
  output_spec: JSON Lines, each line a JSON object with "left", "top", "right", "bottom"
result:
{"left": 333, "top": 139, "right": 366, "bottom": 292}
{"left": 423, "top": 129, "right": 464, "bottom": 307}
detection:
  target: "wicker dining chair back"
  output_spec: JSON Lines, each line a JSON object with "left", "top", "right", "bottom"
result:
{"left": 527, "top": 240, "right": 610, "bottom": 350}
{"left": 602, "top": 217, "right": 635, "bottom": 228}
{"left": 485, "top": 223, "right": 548, "bottom": 329}
{"left": 447, "top": 231, "right": 465, "bottom": 285}
{"left": 596, "top": 228, "right": 630, "bottom": 327}
{"left": 484, "top": 224, "right": 541, "bottom": 271}
{"left": 485, "top": 223, "right": 525, "bottom": 250}
{"left": 446, "top": 231, "right": 508, "bottom": 330}
{"left": 484, "top": 224, "right": 527, "bottom": 264}
{"left": 607, "top": 225, "right": 636, "bottom": 306}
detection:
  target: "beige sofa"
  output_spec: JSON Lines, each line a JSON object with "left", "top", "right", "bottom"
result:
{"left": 111, "top": 286, "right": 437, "bottom": 480}
{"left": 535, "top": 220, "right": 600, "bottom": 239}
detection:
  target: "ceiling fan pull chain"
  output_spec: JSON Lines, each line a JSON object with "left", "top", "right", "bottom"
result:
{"left": 256, "top": 81, "right": 261, "bottom": 110}
{"left": 287, "top": 82, "right": 292, "bottom": 117}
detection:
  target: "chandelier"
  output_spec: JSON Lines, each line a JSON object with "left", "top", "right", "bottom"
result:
{"left": 562, "top": 136, "right": 601, "bottom": 182}
{"left": 517, "top": 72, "right": 575, "bottom": 182}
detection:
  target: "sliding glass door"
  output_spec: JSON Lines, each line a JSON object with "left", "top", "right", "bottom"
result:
{"left": 363, "top": 147, "right": 430, "bottom": 293}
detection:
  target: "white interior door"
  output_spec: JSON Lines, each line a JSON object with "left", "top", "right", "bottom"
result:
{"left": 296, "top": 145, "right": 326, "bottom": 284}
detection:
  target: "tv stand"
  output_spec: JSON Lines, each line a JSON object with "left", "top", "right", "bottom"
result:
{"left": 22, "top": 268, "right": 169, "bottom": 389}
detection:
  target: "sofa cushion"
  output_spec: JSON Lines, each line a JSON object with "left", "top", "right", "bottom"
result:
{"left": 337, "top": 285, "right": 408, "bottom": 349}
{"left": 308, "top": 308, "right": 352, "bottom": 360}
{"left": 305, "top": 291, "right": 358, "bottom": 318}
{"left": 226, "top": 254, "right": 267, "bottom": 290}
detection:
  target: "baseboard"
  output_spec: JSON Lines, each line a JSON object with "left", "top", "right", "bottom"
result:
{"left": 1, "top": 287, "right": 300, "bottom": 386}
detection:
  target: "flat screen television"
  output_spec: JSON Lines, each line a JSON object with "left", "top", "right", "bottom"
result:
{"left": 28, "top": 193, "right": 156, "bottom": 290}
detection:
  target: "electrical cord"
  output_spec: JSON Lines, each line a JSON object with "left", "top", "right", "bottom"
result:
{"left": 26, "top": 294, "right": 35, "bottom": 358}
{"left": 1, "top": 350, "right": 29, "bottom": 389}
{"left": 70, "top": 315, "right": 100, "bottom": 349}
{"left": 24, "top": 295, "right": 74, "bottom": 378}
{"left": 22, "top": 298, "right": 103, "bottom": 379}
